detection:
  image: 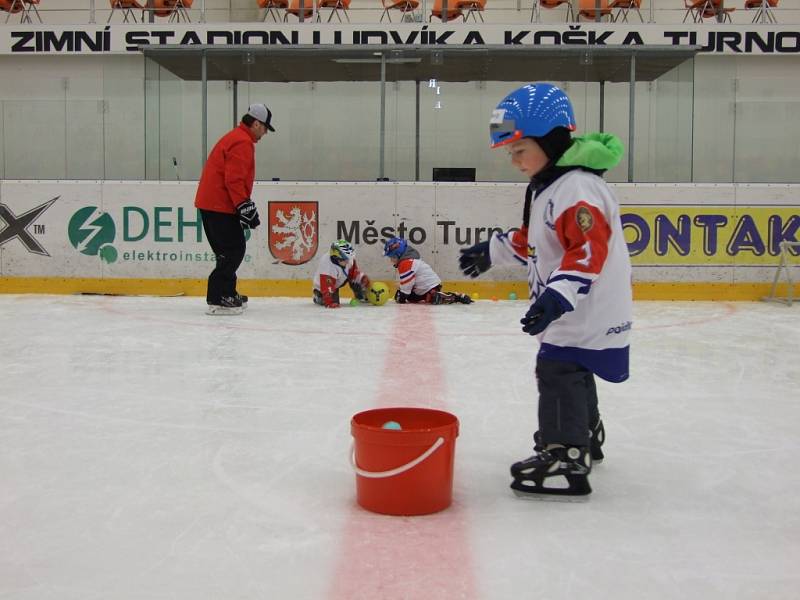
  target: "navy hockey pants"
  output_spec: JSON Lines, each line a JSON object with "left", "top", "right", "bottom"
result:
{"left": 536, "top": 358, "right": 600, "bottom": 448}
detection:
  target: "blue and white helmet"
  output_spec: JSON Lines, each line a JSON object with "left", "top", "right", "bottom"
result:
{"left": 489, "top": 83, "right": 576, "bottom": 149}
{"left": 383, "top": 237, "right": 407, "bottom": 259}
{"left": 330, "top": 239, "right": 355, "bottom": 265}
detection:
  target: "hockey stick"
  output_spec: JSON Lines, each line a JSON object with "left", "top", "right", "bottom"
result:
{"left": 75, "top": 292, "right": 186, "bottom": 298}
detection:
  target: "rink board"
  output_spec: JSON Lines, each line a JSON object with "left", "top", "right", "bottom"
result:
{"left": 0, "top": 180, "right": 797, "bottom": 300}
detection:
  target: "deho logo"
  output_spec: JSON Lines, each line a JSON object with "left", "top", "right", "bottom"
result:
{"left": 68, "top": 207, "right": 118, "bottom": 264}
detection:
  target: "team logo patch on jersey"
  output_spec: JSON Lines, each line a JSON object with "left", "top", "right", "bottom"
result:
{"left": 268, "top": 201, "right": 318, "bottom": 265}
{"left": 544, "top": 199, "right": 555, "bottom": 231}
{"left": 576, "top": 206, "right": 594, "bottom": 232}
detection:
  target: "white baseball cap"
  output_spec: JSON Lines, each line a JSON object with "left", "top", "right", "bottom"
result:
{"left": 246, "top": 103, "right": 275, "bottom": 131}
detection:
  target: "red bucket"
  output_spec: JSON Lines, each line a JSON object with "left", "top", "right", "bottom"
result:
{"left": 350, "top": 407, "right": 459, "bottom": 516}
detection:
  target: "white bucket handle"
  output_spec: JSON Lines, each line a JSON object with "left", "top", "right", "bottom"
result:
{"left": 350, "top": 436, "right": 445, "bottom": 479}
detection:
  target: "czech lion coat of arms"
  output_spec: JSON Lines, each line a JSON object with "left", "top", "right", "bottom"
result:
{"left": 268, "top": 201, "right": 318, "bottom": 265}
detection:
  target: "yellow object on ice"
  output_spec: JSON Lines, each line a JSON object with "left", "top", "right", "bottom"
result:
{"left": 367, "top": 282, "right": 390, "bottom": 306}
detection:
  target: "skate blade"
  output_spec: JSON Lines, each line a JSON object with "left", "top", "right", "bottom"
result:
{"left": 511, "top": 488, "right": 591, "bottom": 503}
{"left": 205, "top": 306, "right": 244, "bottom": 316}
{"left": 510, "top": 479, "right": 591, "bottom": 502}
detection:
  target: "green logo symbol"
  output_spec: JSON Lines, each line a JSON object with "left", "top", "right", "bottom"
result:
{"left": 68, "top": 207, "right": 118, "bottom": 264}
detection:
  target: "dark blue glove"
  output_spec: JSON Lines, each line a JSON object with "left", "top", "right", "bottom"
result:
{"left": 520, "top": 288, "right": 571, "bottom": 335}
{"left": 236, "top": 199, "right": 261, "bottom": 230}
{"left": 459, "top": 241, "right": 491, "bottom": 278}
{"left": 394, "top": 290, "right": 409, "bottom": 304}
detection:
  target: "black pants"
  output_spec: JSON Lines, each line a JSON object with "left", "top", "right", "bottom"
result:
{"left": 401, "top": 284, "right": 442, "bottom": 303}
{"left": 536, "top": 358, "right": 600, "bottom": 448}
{"left": 200, "top": 209, "right": 246, "bottom": 304}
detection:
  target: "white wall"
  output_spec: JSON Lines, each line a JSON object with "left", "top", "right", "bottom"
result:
{"left": 0, "top": 180, "right": 796, "bottom": 285}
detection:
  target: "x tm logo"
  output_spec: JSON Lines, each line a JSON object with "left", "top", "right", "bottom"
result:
{"left": 0, "top": 197, "right": 59, "bottom": 257}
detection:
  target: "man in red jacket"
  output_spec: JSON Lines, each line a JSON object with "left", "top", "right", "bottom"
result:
{"left": 195, "top": 103, "right": 274, "bottom": 315}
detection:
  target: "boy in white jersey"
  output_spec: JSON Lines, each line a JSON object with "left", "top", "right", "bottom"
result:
{"left": 383, "top": 237, "right": 472, "bottom": 305}
{"left": 313, "top": 240, "right": 372, "bottom": 309}
{"left": 459, "top": 83, "right": 632, "bottom": 499}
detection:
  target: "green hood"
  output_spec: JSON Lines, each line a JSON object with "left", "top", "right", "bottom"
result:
{"left": 556, "top": 132, "right": 624, "bottom": 171}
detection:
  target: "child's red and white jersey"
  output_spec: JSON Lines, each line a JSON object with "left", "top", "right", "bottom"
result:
{"left": 489, "top": 169, "right": 632, "bottom": 382}
{"left": 312, "top": 253, "right": 365, "bottom": 290}
{"left": 396, "top": 257, "right": 442, "bottom": 296}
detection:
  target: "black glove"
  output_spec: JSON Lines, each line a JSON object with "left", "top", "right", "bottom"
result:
{"left": 459, "top": 241, "right": 491, "bottom": 278}
{"left": 520, "top": 288, "right": 570, "bottom": 336}
{"left": 236, "top": 199, "right": 261, "bottom": 230}
{"left": 349, "top": 281, "right": 368, "bottom": 302}
{"left": 394, "top": 290, "right": 409, "bottom": 304}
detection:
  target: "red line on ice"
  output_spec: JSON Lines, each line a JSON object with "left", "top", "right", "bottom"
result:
{"left": 328, "top": 305, "right": 478, "bottom": 600}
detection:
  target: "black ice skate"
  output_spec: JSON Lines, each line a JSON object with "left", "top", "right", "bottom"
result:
{"left": 510, "top": 445, "right": 592, "bottom": 501}
{"left": 590, "top": 420, "right": 605, "bottom": 464}
{"left": 206, "top": 295, "right": 244, "bottom": 316}
{"left": 532, "top": 420, "right": 605, "bottom": 464}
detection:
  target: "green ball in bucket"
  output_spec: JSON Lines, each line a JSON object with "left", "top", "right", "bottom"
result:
{"left": 382, "top": 420, "right": 402, "bottom": 430}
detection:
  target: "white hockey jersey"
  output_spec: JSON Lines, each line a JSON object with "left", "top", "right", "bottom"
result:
{"left": 312, "top": 253, "right": 366, "bottom": 291}
{"left": 396, "top": 256, "right": 442, "bottom": 297}
{"left": 489, "top": 169, "right": 632, "bottom": 382}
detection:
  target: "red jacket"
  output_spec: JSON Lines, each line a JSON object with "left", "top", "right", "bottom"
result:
{"left": 194, "top": 123, "right": 256, "bottom": 214}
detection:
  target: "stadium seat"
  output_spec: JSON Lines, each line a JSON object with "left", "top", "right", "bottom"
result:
{"left": 1, "top": 0, "right": 23, "bottom": 22}
{"left": 284, "top": 0, "right": 316, "bottom": 21}
{"left": 684, "top": 0, "right": 734, "bottom": 21}
{"left": 454, "top": 0, "right": 486, "bottom": 21}
{"left": 430, "top": 0, "right": 463, "bottom": 22}
{"left": 532, "top": 0, "right": 575, "bottom": 22}
{"left": 577, "top": 0, "right": 612, "bottom": 20}
{"left": 152, "top": 0, "right": 193, "bottom": 22}
{"left": 380, "top": 0, "right": 420, "bottom": 22}
{"left": 107, "top": 0, "right": 144, "bottom": 23}
{"left": 608, "top": 0, "right": 643, "bottom": 21}
{"left": 258, "top": 0, "right": 289, "bottom": 21}
{"left": 317, "top": 0, "right": 350, "bottom": 22}
{"left": 2, "top": 0, "right": 41, "bottom": 22}
{"left": 744, "top": 0, "right": 777, "bottom": 22}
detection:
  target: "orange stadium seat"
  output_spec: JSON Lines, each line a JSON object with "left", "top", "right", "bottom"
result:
{"left": 532, "top": 0, "right": 575, "bottom": 22}
{"left": 454, "top": 0, "right": 486, "bottom": 21}
{"left": 745, "top": 0, "right": 777, "bottom": 22}
{"left": 258, "top": 0, "right": 289, "bottom": 21}
{"left": 0, "top": 0, "right": 24, "bottom": 21}
{"left": 152, "top": 0, "right": 193, "bottom": 21}
{"left": 107, "top": 0, "right": 144, "bottom": 23}
{"left": 684, "top": 0, "right": 734, "bottom": 21}
{"left": 577, "top": 0, "right": 612, "bottom": 20}
{"left": 430, "top": 0, "right": 463, "bottom": 21}
{"left": 317, "top": 0, "right": 350, "bottom": 22}
{"left": 283, "top": 0, "right": 316, "bottom": 21}
{"left": 3, "top": 0, "right": 42, "bottom": 22}
{"left": 380, "top": 0, "right": 420, "bottom": 22}
{"left": 607, "top": 0, "right": 643, "bottom": 21}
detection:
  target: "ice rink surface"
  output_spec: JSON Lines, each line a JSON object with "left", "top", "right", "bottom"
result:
{"left": 1, "top": 294, "right": 799, "bottom": 600}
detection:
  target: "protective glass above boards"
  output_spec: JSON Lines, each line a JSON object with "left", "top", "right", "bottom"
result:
{"left": 141, "top": 44, "right": 699, "bottom": 84}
